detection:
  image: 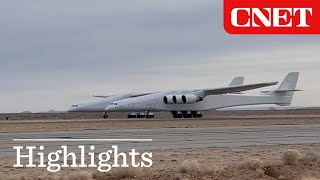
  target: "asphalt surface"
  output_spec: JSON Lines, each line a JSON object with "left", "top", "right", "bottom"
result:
{"left": 1, "top": 124, "right": 320, "bottom": 156}
{"left": 1, "top": 114, "right": 320, "bottom": 124}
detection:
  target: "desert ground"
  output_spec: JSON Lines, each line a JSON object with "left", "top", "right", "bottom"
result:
{"left": 1, "top": 144, "right": 319, "bottom": 180}
{"left": 0, "top": 110, "right": 320, "bottom": 180}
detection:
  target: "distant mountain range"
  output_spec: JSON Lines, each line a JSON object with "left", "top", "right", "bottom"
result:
{"left": 46, "top": 109, "right": 66, "bottom": 113}
{"left": 20, "top": 111, "right": 32, "bottom": 114}
{"left": 18, "top": 109, "right": 66, "bottom": 114}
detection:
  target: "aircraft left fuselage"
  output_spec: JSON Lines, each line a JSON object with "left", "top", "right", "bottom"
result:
{"left": 105, "top": 90, "right": 292, "bottom": 112}
{"left": 105, "top": 72, "right": 300, "bottom": 118}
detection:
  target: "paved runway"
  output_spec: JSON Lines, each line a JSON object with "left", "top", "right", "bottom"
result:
{"left": 1, "top": 124, "right": 320, "bottom": 156}
{"left": 1, "top": 114, "right": 320, "bottom": 124}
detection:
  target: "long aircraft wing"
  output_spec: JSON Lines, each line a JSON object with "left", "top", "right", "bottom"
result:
{"left": 93, "top": 92, "right": 154, "bottom": 98}
{"left": 130, "top": 92, "right": 155, "bottom": 98}
{"left": 93, "top": 95, "right": 113, "bottom": 98}
{"left": 204, "top": 81, "right": 278, "bottom": 96}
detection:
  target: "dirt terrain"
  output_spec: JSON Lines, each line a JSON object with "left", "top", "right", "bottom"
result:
{"left": 0, "top": 144, "right": 319, "bottom": 180}
{"left": 1, "top": 109, "right": 320, "bottom": 120}
{"left": 1, "top": 110, "right": 320, "bottom": 179}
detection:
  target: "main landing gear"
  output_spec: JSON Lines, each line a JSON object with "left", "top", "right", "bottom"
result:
{"left": 128, "top": 112, "right": 155, "bottom": 119}
{"left": 172, "top": 111, "right": 203, "bottom": 119}
{"left": 103, "top": 112, "right": 155, "bottom": 119}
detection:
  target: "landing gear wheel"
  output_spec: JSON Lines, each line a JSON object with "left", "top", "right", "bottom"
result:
{"left": 145, "top": 111, "right": 155, "bottom": 119}
{"left": 103, "top": 114, "right": 108, "bottom": 119}
{"left": 191, "top": 111, "right": 202, "bottom": 118}
{"left": 137, "top": 113, "right": 146, "bottom": 118}
{"left": 172, "top": 111, "right": 183, "bottom": 118}
{"left": 128, "top": 113, "right": 137, "bottom": 118}
{"left": 146, "top": 115, "right": 155, "bottom": 119}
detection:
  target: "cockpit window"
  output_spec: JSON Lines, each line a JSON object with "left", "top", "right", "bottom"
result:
{"left": 71, "top": 105, "right": 78, "bottom": 107}
{"left": 111, "top": 103, "right": 118, "bottom": 105}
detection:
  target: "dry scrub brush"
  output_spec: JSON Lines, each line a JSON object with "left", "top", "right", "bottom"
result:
{"left": 202, "top": 163, "right": 223, "bottom": 175}
{"left": 256, "top": 168, "right": 265, "bottom": 178}
{"left": 179, "top": 159, "right": 201, "bottom": 174}
{"left": 173, "top": 174, "right": 190, "bottom": 180}
{"left": 245, "top": 158, "right": 264, "bottom": 170}
{"left": 0, "top": 175, "right": 26, "bottom": 180}
{"left": 0, "top": 171, "right": 94, "bottom": 180}
{"left": 179, "top": 159, "right": 222, "bottom": 177}
{"left": 68, "top": 171, "right": 93, "bottom": 180}
{"left": 301, "top": 151, "right": 319, "bottom": 162}
{"left": 112, "top": 167, "right": 143, "bottom": 179}
{"left": 243, "top": 158, "right": 266, "bottom": 178}
{"left": 281, "top": 149, "right": 301, "bottom": 165}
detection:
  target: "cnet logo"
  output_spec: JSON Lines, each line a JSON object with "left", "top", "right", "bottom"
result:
{"left": 231, "top": 8, "right": 312, "bottom": 27}
{"left": 224, "top": 0, "right": 320, "bottom": 34}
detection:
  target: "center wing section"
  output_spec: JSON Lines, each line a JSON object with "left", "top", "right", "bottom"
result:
{"left": 204, "top": 81, "right": 278, "bottom": 96}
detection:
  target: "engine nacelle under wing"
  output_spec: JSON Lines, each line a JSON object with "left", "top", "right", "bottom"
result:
{"left": 182, "top": 94, "right": 198, "bottom": 104}
{"left": 173, "top": 95, "right": 184, "bottom": 104}
{"left": 163, "top": 95, "right": 175, "bottom": 104}
{"left": 165, "top": 93, "right": 203, "bottom": 104}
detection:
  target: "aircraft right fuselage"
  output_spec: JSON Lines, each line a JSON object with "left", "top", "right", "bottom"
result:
{"left": 105, "top": 72, "right": 299, "bottom": 113}
{"left": 105, "top": 91, "right": 293, "bottom": 112}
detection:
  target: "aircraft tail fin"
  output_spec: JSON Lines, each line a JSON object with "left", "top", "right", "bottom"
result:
{"left": 229, "top": 76, "right": 244, "bottom": 87}
{"left": 261, "top": 72, "right": 301, "bottom": 106}
{"left": 276, "top": 72, "right": 300, "bottom": 93}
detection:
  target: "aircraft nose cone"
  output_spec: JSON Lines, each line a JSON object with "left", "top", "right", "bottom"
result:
{"left": 67, "top": 105, "right": 80, "bottom": 112}
{"left": 67, "top": 107, "right": 78, "bottom": 112}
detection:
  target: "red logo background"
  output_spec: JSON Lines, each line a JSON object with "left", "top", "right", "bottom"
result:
{"left": 224, "top": 0, "right": 320, "bottom": 34}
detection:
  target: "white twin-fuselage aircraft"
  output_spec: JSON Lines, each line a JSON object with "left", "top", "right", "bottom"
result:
{"left": 68, "top": 72, "right": 300, "bottom": 119}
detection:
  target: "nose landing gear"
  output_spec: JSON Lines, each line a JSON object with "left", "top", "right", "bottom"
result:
{"left": 103, "top": 112, "right": 108, "bottom": 119}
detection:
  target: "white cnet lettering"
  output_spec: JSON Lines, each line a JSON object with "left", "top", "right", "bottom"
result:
{"left": 252, "top": 8, "right": 271, "bottom": 27}
{"left": 231, "top": 7, "right": 312, "bottom": 27}
{"left": 273, "top": 8, "right": 292, "bottom": 27}
{"left": 294, "top": 8, "right": 312, "bottom": 27}
{"left": 231, "top": 8, "right": 250, "bottom": 27}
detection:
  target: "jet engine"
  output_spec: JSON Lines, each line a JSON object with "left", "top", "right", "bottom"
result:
{"left": 164, "top": 94, "right": 203, "bottom": 104}
{"left": 182, "top": 94, "right": 199, "bottom": 104}
{"left": 173, "top": 95, "right": 184, "bottom": 104}
{"left": 163, "top": 95, "right": 175, "bottom": 104}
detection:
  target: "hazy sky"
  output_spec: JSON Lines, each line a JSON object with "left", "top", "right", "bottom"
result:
{"left": 0, "top": 0, "right": 319, "bottom": 113}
